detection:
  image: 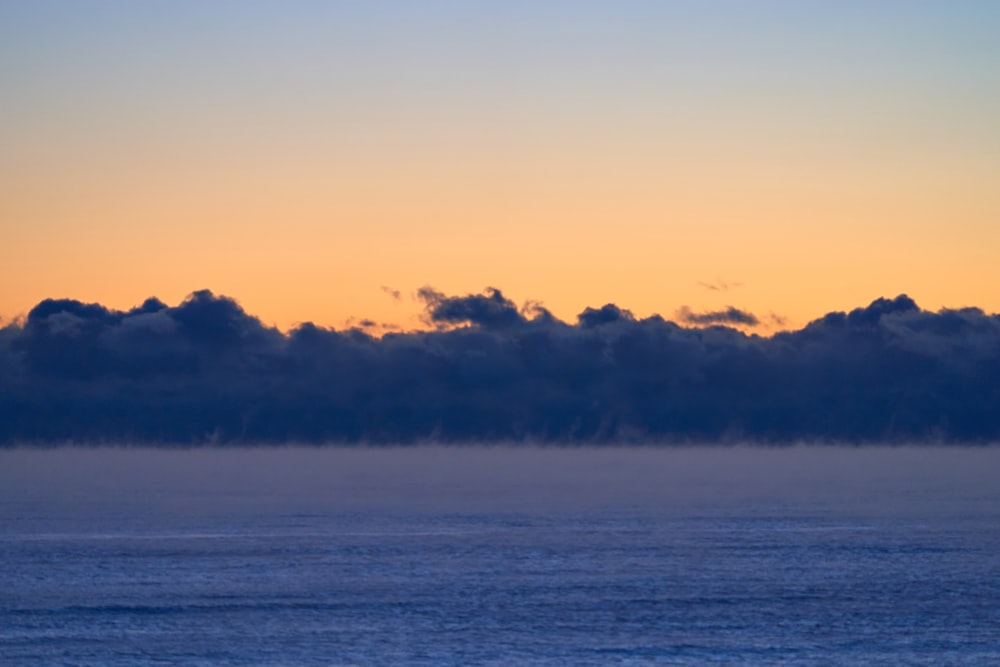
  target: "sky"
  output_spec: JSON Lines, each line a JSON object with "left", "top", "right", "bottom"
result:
{"left": 2, "top": 1, "right": 999, "bottom": 333}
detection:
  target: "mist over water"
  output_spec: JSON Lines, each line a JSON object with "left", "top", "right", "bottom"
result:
{"left": 3, "top": 444, "right": 998, "bottom": 519}
{"left": 4, "top": 445, "right": 1000, "bottom": 665}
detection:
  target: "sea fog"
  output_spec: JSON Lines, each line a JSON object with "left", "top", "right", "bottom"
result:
{"left": 3, "top": 444, "right": 998, "bottom": 523}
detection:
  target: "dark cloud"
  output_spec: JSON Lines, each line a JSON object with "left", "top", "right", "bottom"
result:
{"left": 418, "top": 286, "right": 525, "bottom": 328}
{"left": 381, "top": 286, "right": 402, "bottom": 301}
{"left": 2, "top": 289, "right": 1000, "bottom": 445}
{"left": 577, "top": 304, "right": 634, "bottom": 328}
{"left": 349, "top": 319, "right": 400, "bottom": 332}
{"left": 521, "top": 300, "right": 557, "bottom": 324}
{"left": 677, "top": 305, "right": 760, "bottom": 327}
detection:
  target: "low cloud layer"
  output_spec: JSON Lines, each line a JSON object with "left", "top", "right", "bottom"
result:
{"left": 2, "top": 289, "right": 999, "bottom": 445}
{"left": 677, "top": 306, "right": 760, "bottom": 327}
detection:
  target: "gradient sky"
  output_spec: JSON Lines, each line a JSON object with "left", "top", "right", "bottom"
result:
{"left": 3, "top": 1, "right": 998, "bottom": 332}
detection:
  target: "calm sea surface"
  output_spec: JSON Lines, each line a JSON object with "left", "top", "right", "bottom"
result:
{"left": 2, "top": 445, "right": 999, "bottom": 666}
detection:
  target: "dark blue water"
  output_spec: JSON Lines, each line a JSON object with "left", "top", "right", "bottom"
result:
{"left": 2, "top": 446, "right": 999, "bottom": 665}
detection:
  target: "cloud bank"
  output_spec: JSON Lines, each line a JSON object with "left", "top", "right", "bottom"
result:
{"left": 2, "top": 289, "right": 999, "bottom": 445}
{"left": 677, "top": 306, "right": 759, "bottom": 327}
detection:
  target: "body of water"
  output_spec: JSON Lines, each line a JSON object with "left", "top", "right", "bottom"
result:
{"left": 2, "top": 445, "right": 999, "bottom": 665}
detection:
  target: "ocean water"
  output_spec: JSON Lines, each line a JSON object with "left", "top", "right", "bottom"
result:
{"left": 2, "top": 445, "right": 999, "bottom": 666}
